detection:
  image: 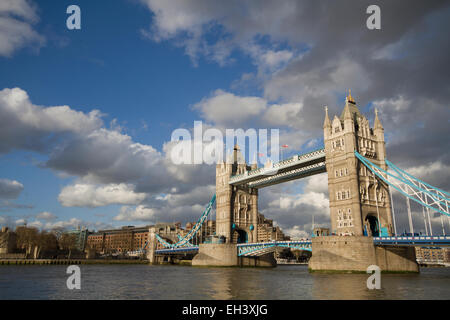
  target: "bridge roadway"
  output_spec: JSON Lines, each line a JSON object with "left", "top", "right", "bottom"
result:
{"left": 373, "top": 235, "right": 450, "bottom": 246}
{"left": 228, "top": 148, "right": 326, "bottom": 188}
{"left": 154, "top": 236, "right": 450, "bottom": 256}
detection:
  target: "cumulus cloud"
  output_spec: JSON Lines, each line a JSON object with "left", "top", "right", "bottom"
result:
{"left": 15, "top": 218, "right": 26, "bottom": 226}
{"left": 58, "top": 183, "right": 147, "bottom": 208}
{"left": 283, "top": 226, "right": 310, "bottom": 239}
{"left": 0, "top": 0, "right": 45, "bottom": 56}
{"left": 0, "top": 87, "right": 103, "bottom": 154}
{"left": 114, "top": 205, "right": 158, "bottom": 222}
{"left": 3, "top": 1, "right": 450, "bottom": 235}
{"left": 141, "top": 0, "right": 450, "bottom": 175}
{"left": 0, "top": 87, "right": 219, "bottom": 221}
{"left": 0, "top": 178, "right": 24, "bottom": 199}
{"left": 36, "top": 211, "right": 56, "bottom": 221}
{"left": 1, "top": 215, "right": 114, "bottom": 231}
{"left": 114, "top": 185, "right": 215, "bottom": 223}
{"left": 304, "top": 173, "right": 328, "bottom": 194}
{"left": 193, "top": 89, "right": 303, "bottom": 129}
{"left": 194, "top": 90, "right": 268, "bottom": 127}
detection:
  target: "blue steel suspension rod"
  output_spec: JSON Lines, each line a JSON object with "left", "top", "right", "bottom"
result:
{"left": 355, "top": 151, "right": 440, "bottom": 203}
{"left": 385, "top": 159, "right": 450, "bottom": 199}
{"left": 369, "top": 155, "right": 448, "bottom": 204}
{"left": 155, "top": 194, "right": 216, "bottom": 248}
{"left": 355, "top": 151, "right": 450, "bottom": 217}
{"left": 361, "top": 153, "right": 448, "bottom": 205}
{"left": 362, "top": 153, "right": 448, "bottom": 208}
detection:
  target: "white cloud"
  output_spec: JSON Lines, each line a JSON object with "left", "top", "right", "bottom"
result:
{"left": 194, "top": 89, "right": 267, "bottom": 127}
{"left": 36, "top": 211, "right": 57, "bottom": 220}
{"left": 260, "top": 50, "right": 293, "bottom": 69}
{"left": 15, "top": 218, "right": 26, "bottom": 225}
{"left": 58, "top": 183, "right": 147, "bottom": 208}
{"left": 114, "top": 205, "right": 158, "bottom": 222}
{"left": 27, "top": 220, "right": 43, "bottom": 229}
{"left": 43, "top": 217, "right": 82, "bottom": 230}
{"left": 0, "top": 178, "right": 24, "bottom": 199}
{"left": 304, "top": 173, "right": 328, "bottom": 194}
{"left": 0, "top": 87, "right": 103, "bottom": 153}
{"left": 275, "top": 191, "right": 329, "bottom": 212}
{"left": 0, "top": 0, "right": 45, "bottom": 57}
{"left": 193, "top": 89, "right": 303, "bottom": 129}
{"left": 402, "top": 161, "right": 450, "bottom": 193}
{"left": 113, "top": 184, "right": 215, "bottom": 223}
{"left": 262, "top": 102, "right": 303, "bottom": 128}
{"left": 283, "top": 225, "right": 309, "bottom": 239}
{"left": 0, "top": 87, "right": 102, "bottom": 133}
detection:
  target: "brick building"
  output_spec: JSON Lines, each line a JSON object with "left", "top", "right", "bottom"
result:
{"left": 257, "top": 213, "right": 289, "bottom": 242}
{"left": 87, "top": 226, "right": 150, "bottom": 254}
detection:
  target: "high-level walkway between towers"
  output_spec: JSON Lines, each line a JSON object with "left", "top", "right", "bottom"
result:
{"left": 228, "top": 148, "right": 326, "bottom": 188}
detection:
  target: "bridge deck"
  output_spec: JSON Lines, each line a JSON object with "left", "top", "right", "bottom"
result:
{"left": 229, "top": 148, "right": 326, "bottom": 188}
{"left": 373, "top": 235, "right": 450, "bottom": 246}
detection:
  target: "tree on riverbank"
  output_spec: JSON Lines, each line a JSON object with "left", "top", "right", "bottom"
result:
{"left": 15, "top": 226, "right": 59, "bottom": 258}
{"left": 58, "top": 233, "right": 77, "bottom": 259}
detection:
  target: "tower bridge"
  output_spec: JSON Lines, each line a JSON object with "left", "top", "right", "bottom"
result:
{"left": 148, "top": 90, "right": 450, "bottom": 272}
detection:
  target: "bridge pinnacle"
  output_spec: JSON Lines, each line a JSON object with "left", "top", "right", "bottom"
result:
{"left": 347, "top": 89, "right": 355, "bottom": 104}
{"left": 323, "top": 105, "right": 331, "bottom": 128}
{"left": 374, "top": 107, "right": 383, "bottom": 130}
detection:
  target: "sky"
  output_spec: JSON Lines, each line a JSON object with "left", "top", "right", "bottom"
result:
{"left": 0, "top": 0, "right": 449, "bottom": 238}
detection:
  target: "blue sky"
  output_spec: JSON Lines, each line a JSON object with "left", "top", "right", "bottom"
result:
{"left": 1, "top": 0, "right": 449, "bottom": 237}
{"left": 0, "top": 0, "right": 266, "bottom": 231}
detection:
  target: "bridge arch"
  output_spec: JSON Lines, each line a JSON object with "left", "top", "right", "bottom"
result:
{"left": 234, "top": 229, "right": 248, "bottom": 244}
{"left": 365, "top": 214, "right": 380, "bottom": 237}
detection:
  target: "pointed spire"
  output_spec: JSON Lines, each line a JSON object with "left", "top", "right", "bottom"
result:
{"left": 374, "top": 108, "right": 383, "bottom": 130}
{"left": 323, "top": 105, "right": 331, "bottom": 128}
{"left": 343, "top": 101, "right": 352, "bottom": 120}
{"left": 347, "top": 89, "right": 355, "bottom": 104}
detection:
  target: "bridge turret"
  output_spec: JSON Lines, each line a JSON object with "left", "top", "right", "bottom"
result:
{"left": 324, "top": 90, "right": 394, "bottom": 237}
{"left": 216, "top": 144, "right": 258, "bottom": 244}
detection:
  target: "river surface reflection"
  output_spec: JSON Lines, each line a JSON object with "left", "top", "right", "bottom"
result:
{"left": 1, "top": 265, "right": 449, "bottom": 299}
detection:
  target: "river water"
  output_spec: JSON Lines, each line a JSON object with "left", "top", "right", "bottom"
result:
{"left": 1, "top": 265, "right": 449, "bottom": 300}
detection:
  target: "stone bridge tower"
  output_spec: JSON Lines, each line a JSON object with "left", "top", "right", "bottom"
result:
{"left": 216, "top": 145, "right": 258, "bottom": 244}
{"left": 323, "top": 91, "right": 394, "bottom": 237}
